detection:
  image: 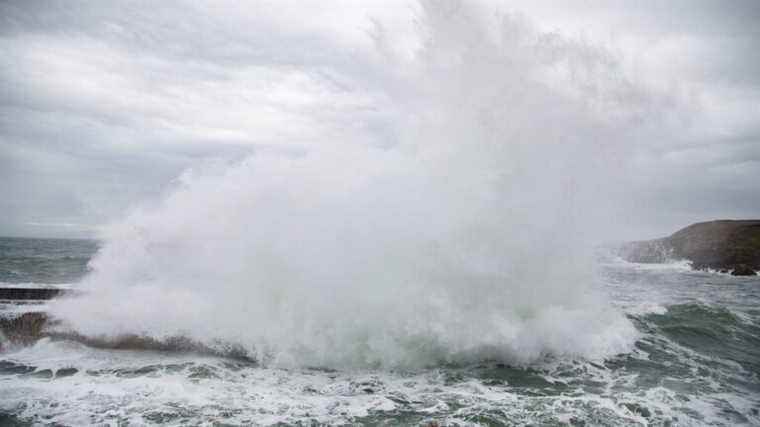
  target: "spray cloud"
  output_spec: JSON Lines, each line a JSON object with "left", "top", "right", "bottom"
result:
{"left": 50, "top": 2, "right": 668, "bottom": 368}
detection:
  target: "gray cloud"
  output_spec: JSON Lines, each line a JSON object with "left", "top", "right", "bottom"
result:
{"left": 1, "top": 0, "right": 759, "bottom": 239}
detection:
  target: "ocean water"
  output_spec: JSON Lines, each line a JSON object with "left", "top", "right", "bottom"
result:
{"left": 2, "top": 4, "right": 759, "bottom": 425}
{"left": 0, "top": 237, "right": 759, "bottom": 426}
{"left": 0, "top": 237, "right": 97, "bottom": 286}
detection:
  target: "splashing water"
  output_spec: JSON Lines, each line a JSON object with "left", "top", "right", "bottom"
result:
{"left": 49, "top": 2, "right": 657, "bottom": 369}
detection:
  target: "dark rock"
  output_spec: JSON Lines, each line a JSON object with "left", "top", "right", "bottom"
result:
{"left": 731, "top": 264, "right": 756, "bottom": 276}
{"left": 620, "top": 220, "right": 760, "bottom": 274}
{"left": 1, "top": 314, "right": 258, "bottom": 363}
{"left": 0, "top": 312, "right": 50, "bottom": 345}
{"left": 0, "top": 288, "right": 71, "bottom": 301}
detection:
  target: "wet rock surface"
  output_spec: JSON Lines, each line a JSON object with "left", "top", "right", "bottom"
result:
{"left": 0, "top": 288, "right": 71, "bottom": 301}
{"left": 620, "top": 220, "right": 760, "bottom": 275}
{"left": 0, "top": 312, "right": 50, "bottom": 346}
{"left": 0, "top": 308, "right": 258, "bottom": 364}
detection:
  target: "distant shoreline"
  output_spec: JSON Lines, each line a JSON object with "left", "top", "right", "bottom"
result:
{"left": 619, "top": 220, "right": 760, "bottom": 276}
{"left": 0, "top": 235, "right": 98, "bottom": 242}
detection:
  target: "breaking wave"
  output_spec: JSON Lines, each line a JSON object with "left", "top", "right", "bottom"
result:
{"left": 47, "top": 1, "right": 664, "bottom": 368}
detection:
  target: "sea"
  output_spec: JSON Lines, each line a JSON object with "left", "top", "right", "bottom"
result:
{"left": 0, "top": 236, "right": 759, "bottom": 426}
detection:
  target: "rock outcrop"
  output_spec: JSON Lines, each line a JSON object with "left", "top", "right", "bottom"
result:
{"left": 0, "top": 312, "right": 254, "bottom": 362}
{"left": 0, "top": 287, "right": 70, "bottom": 300}
{"left": 620, "top": 220, "right": 760, "bottom": 276}
{"left": 0, "top": 312, "right": 49, "bottom": 346}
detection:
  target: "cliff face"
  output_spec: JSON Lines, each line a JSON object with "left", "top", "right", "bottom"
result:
{"left": 620, "top": 220, "right": 760, "bottom": 276}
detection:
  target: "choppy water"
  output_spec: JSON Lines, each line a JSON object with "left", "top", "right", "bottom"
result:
{"left": 0, "top": 237, "right": 97, "bottom": 285}
{"left": 1, "top": 238, "right": 759, "bottom": 426}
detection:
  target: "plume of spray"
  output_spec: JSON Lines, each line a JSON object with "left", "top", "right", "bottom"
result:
{"left": 50, "top": 2, "right": 662, "bottom": 368}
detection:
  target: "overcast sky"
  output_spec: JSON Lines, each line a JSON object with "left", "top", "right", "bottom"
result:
{"left": 1, "top": 0, "right": 759, "bottom": 239}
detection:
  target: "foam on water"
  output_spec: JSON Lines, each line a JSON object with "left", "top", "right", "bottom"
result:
{"left": 2, "top": 323, "right": 757, "bottom": 426}
{"left": 0, "top": 338, "right": 665, "bottom": 425}
{"left": 609, "top": 258, "right": 695, "bottom": 273}
{"left": 4, "top": 244, "right": 760, "bottom": 425}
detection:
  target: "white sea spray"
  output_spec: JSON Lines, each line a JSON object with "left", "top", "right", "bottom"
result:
{"left": 46, "top": 1, "right": 673, "bottom": 369}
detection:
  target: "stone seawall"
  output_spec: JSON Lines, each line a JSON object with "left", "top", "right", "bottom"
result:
{"left": 0, "top": 288, "right": 72, "bottom": 300}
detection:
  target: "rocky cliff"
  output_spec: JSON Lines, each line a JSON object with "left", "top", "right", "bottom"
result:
{"left": 620, "top": 220, "right": 760, "bottom": 276}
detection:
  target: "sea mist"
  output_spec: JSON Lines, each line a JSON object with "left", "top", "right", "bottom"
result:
{"left": 51, "top": 2, "right": 651, "bottom": 368}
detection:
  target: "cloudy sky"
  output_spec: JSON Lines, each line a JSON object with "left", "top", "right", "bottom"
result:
{"left": 1, "top": 0, "right": 759, "bottom": 239}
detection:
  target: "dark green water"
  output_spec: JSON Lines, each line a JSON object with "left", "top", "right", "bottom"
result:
{"left": 0, "top": 237, "right": 97, "bottom": 285}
